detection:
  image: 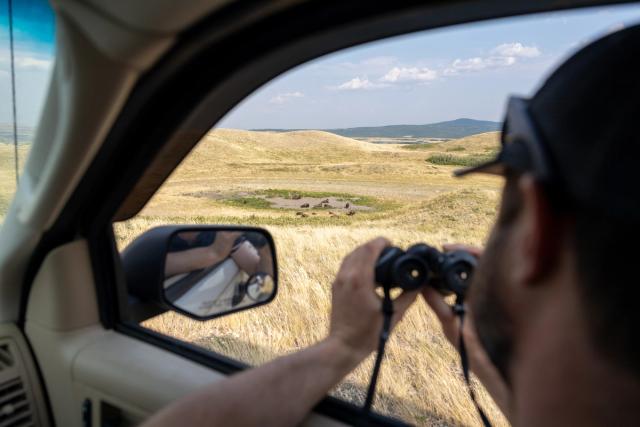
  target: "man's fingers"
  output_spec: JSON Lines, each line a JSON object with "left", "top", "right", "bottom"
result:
{"left": 365, "top": 237, "right": 391, "bottom": 260}
{"left": 390, "top": 290, "right": 419, "bottom": 329}
{"left": 422, "top": 287, "right": 459, "bottom": 344}
{"left": 422, "top": 287, "right": 454, "bottom": 322}
{"left": 335, "top": 237, "right": 390, "bottom": 289}
{"left": 347, "top": 237, "right": 390, "bottom": 285}
{"left": 341, "top": 237, "right": 390, "bottom": 267}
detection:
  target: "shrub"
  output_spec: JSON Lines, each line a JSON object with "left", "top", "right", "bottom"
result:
{"left": 426, "top": 153, "right": 495, "bottom": 167}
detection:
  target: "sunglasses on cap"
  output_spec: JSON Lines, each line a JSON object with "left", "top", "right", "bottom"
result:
{"left": 454, "top": 97, "right": 554, "bottom": 181}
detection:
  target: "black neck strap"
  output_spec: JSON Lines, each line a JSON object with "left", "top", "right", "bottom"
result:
{"left": 360, "top": 291, "right": 493, "bottom": 427}
{"left": 454, "top": 296, "right": 493, "bottom": 427}
{"left": 360, "top": 287, "right": 393, "bottom": 426}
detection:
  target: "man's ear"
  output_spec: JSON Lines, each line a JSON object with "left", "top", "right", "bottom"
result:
{"left": 515, "top": 175, "right": 564, "bottom": 285}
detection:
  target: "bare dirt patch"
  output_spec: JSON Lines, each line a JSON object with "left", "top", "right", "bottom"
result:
{"left": 261, "top": 196, "right": 372, "bottom": 211}
{"left": 185, "top": 189, "right": 379, "bottom": 213}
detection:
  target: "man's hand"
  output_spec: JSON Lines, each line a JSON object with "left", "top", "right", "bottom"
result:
{"left": 422, "top": 244, "right": 511, "bottom": 416}
{"left": 210, "top": 231, "right": 242, "bottom": 260}
{"left": 328, "top": 237, "right": 418, "bottom": 366}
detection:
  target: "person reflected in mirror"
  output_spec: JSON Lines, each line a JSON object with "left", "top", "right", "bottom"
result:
{"left": 164, "top": 230, "right": 276, "bottom": 316}
{"left": 165, "top": 231, "right": 272, "bottom": 278}
{"left": 230, "top": 235, "right": 262, "bottom": 275}
{"left": 232, "top": 272, "right": 275, "bottom": 307}
{"left": 164, "top": 231, "right": 241, "bottom": 277}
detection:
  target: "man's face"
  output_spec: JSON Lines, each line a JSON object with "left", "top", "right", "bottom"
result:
{"left": 469, "top": 178, "right": 520, "bottom": 385}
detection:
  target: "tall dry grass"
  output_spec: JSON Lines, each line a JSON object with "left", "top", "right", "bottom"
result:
{"left": 114, "top": 129, "right": 507, "bottom": 426}
{"left": 0, "top": 144, "right": 30, "bottom": 222}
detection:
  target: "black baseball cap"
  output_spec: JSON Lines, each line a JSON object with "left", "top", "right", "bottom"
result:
{"left": 455, "top": 23, "right": 640, "bottom": 221}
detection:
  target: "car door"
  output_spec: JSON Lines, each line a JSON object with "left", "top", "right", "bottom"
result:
{"left": 0, "top": 1, "right": 635, "bottom": 427}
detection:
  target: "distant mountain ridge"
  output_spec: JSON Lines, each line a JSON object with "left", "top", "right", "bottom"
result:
{"left": 254, "top": 118, "right": 501, "bottom": 139}
{"left": 328, "top": 118, "right": 501, "bottom": 139}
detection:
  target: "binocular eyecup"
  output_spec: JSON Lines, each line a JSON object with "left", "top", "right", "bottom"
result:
{"left": 374, "top": 244, "right": 476, "bottom": 297}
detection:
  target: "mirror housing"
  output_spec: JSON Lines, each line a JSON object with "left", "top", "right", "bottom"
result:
{"left": 122, "top": 225, "right": 278, "bottom": 322}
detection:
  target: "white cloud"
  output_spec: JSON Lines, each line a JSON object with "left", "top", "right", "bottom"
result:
{"left": 445, "top": 57, "right": 486, "bottom": 73}
{"left": 332, "top": 41, "right": 542, "bottom": 90}
{"left": 335, "top": 77, "right": 387, "bottom": 90}
{"left": 269, "top": 91, "right": 304, "bottom": 104}
{"left": 0, "top": 55, "right": 53, "bottom": 71}
{"left": 444, "top": 56, "right": 516, "bottom": 74}
{"left": 380, "top": 66, "right": 438, "bottom": 83}
{"left": 491, "top": 42, "right": 541, "bottom": 58}
{"left": 16, "top": 56, "right": 52, "bottom": 70}
{"left": 444, "top": 42, "right": 540, "bottom": 75}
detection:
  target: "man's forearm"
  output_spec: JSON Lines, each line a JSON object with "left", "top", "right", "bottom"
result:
{"left": 143, "top": 337, "right": 362, "bottom": 427}
{"left": 164, "top": 247, "right": 222, "bottom": 277}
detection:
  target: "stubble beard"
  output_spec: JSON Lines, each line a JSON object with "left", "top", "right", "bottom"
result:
{"left": 470, "top": 230, "right": 515, "bottom": 386}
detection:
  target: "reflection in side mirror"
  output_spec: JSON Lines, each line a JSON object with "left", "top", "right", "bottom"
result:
{"left": 164, "top": 230, "right": 276, "bottom": 318}
{"left": 246, "top": 273, "right": 275, "bottom": 302}
{"left": 122, "top": 226, "right": 278, "bottom": 321}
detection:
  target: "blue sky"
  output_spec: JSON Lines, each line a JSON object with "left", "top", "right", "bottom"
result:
{"left": 220, "top": 4, "right": 640, "bottom": 130}
{"left": 0, "top": 3, "right": 640, "bottom": 129}
{"left": 0, "top": 0, "right": 54, "bottom": 127}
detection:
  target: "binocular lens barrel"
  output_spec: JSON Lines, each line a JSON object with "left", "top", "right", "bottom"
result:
{"left": 374, "top": 245, "right": 476, "bottom": 296}
{"left": 391, "top": 255, "right": 428, "bottom": 290}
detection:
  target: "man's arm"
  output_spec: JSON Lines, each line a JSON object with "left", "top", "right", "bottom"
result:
{"left": 143, "top": 237, "right": 418, "bottom": 427}
{"left": 143, "top": 338, "right": 359, "bottom": 427}
{"left": 164, "top": 247, "right": 222, "bottom": 277}
{"left": 164, "top": 232, "right": 242, "bottom": 277}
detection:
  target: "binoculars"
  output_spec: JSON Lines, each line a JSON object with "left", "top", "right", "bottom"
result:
{"left": 375, "top": 244, "right": 476, "bottom": 297}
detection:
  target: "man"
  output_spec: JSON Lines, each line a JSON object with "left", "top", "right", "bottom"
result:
{"left": 144, "top": 24, "right": 640, "bottom": 427}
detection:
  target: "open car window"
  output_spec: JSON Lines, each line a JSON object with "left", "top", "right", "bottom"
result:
{"left": 0, "top": 0, "right": 54, "bottom": 223}
{"left": 116, "top": 4, "right": 640, "bottom": 425}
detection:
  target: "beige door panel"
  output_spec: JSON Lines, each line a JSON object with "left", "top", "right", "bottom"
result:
{"left": 73, "top": 330, "right": 219, "bottom": 422}
{"left": 25, "top": 239, "right": 347, "bottom": 426}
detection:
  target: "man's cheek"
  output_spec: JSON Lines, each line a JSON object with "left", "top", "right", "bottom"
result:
{"left": 468, "top": 240, "right": 502, "bottom": 326}
{"left": 469, "top": 254, "right": 491, "bottom": 304}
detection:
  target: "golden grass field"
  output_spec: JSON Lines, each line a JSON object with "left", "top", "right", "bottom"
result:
{"left": 0, "top": 129, "right": 505, "bottom": 425}
{"left": 113, "top": 129, "right": 507, "bottom": 426}
{"left": 0, "top": 144, "right": 28, "bottom": 221}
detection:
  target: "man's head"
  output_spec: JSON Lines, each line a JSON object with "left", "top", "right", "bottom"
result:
{"left": 463, "top": 24, "right": 640, "bottom": 388}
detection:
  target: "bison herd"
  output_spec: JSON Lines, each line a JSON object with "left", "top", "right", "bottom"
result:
{"left": 295, "top": 198, "right": 356, "bottom": 218}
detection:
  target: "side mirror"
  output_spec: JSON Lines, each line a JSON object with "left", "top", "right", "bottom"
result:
{"left": 122, "top": 225, "right": 277, "bottom": 321}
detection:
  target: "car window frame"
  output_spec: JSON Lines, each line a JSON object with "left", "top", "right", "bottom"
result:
{"left": 18, "top": 0, "right": 635, "bottom": 425}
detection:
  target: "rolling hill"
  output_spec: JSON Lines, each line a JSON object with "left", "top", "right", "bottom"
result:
{"left": 181, "top": 128, "right": 500, "bottom": 168}
{"left": 187, "top": 128, "right": 393, "bottom": 166}
{"left": 163, "top": 128, "right": 501, "bottom": 194}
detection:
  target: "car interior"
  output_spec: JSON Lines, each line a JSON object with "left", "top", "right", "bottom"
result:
{"left": 0, "top": 0, "right": 637, "bottom": 426}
